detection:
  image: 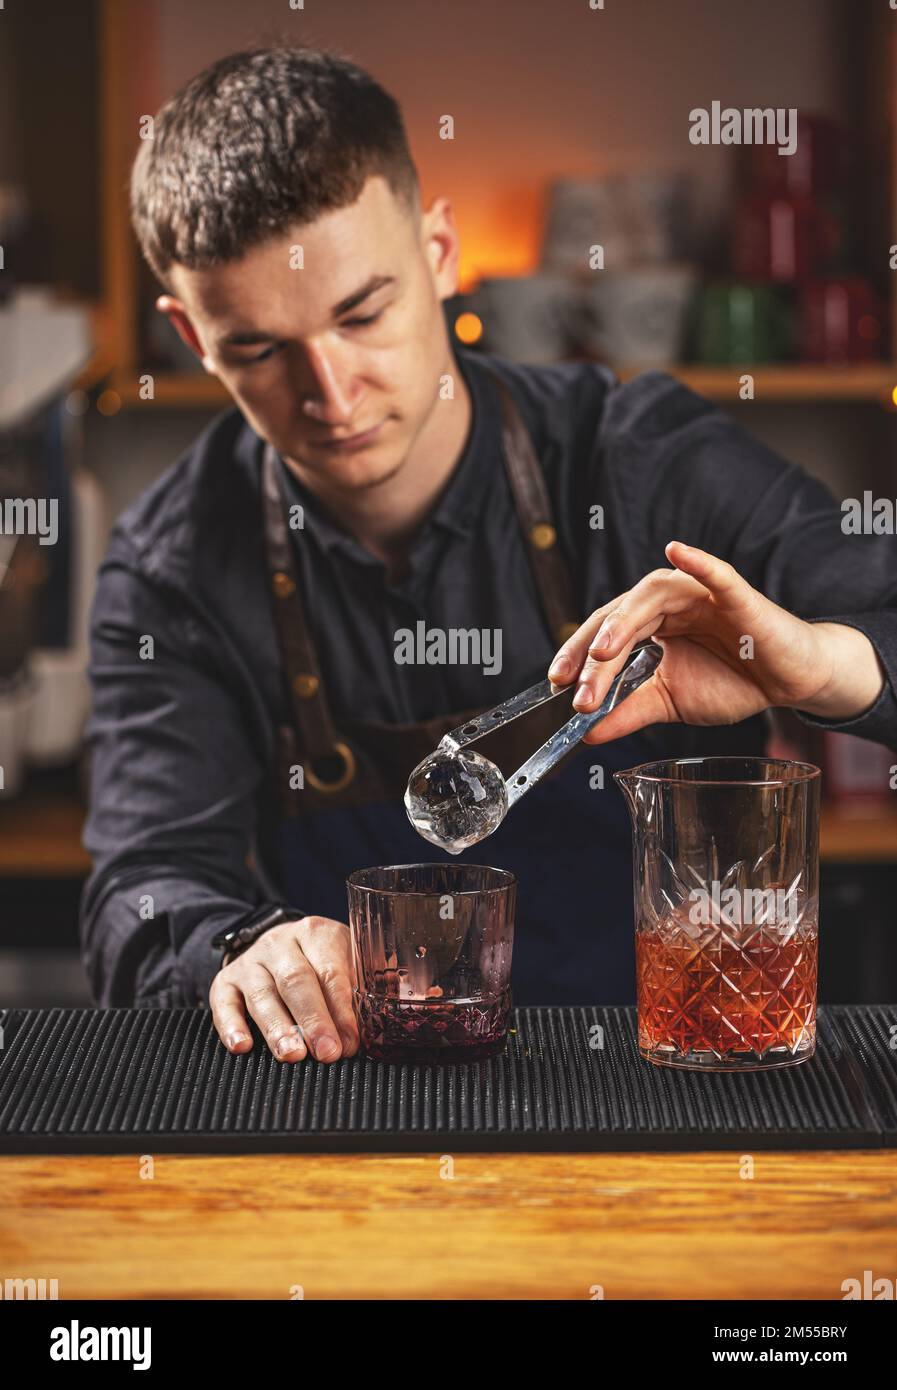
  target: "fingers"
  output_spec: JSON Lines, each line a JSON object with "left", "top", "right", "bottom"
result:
{"left": 209, "top": 917, "right": 358, "bottom": 1063}
{"left": 555, "top": 584, "right": 698, "bottom": 717}
{"left": 586, "top": 572, "right": 708, "bottom": 674}
{"left": 572, "top": 626, "right": 651, "bottom": 712}
{"left": 212, "top": 960, "right": 311, "bottom": 1060}
{"left": 548, "top": 569, "right": 705, "bottom": 694}
{"left": 664, "top": 540, "right": 750, "bottom": 612}
{"left": 549, "top": 543, "right": 761, "bottom": 694}
{"left": 261, "top": 930, "right": 346, "bottom": 1062}
{"left": 209, "top": 975, "right": 254, "bottom": 1055}
{"left": 247, "top": 962, "right": 321, "bottom": 1061}
{"left": 579, "top": 671, "right": 674, "bottom": 744}
{"left": 295, "top": 917, "right": 360, "bottom": 1057}
{"left": 548, "top": 599, "right": 622, "bottom": 686}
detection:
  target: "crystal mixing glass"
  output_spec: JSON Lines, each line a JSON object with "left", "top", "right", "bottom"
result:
{"left": 615, "top": 756, "right": 821, "bottom": 1071}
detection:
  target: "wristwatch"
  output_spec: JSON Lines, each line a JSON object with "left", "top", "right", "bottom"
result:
{"left": 211, "top": 903, "right": 308, "bottom": 967}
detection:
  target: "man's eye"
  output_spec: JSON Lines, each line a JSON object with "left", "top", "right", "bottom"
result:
{"left": 342, "top": 309, "right": 383, "bottom": 329}
{"left": 248, "top": 343, "right": 282, "bottom": 364}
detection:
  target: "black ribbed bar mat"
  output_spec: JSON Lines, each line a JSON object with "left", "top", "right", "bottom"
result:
{"left": 827, "top": 1005, "right": 897, "bottom": 1142}
{"left": 0, "top": 1005, "right": 895, "bottom": 1153}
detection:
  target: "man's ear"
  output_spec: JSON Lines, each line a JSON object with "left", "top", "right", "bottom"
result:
{"left": 155, "top": 294, "right": 216, "bottom": 374}
{"left": 421, "top": 196, "right": 460, "bottom": 303}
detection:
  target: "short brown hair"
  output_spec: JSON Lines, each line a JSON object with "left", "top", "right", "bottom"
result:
{"left": 130, "top": 45, "right": 419, "bottom": 286}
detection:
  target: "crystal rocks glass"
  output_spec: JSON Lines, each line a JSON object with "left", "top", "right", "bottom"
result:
{"left": 615, "top": 757, "right": 821, "bottom": 1071}
{"left": 347, "top": 863, "right": 516, "bottom": 1063}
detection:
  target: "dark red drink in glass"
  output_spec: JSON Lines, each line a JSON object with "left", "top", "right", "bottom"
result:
{"left": 347, "top": 864, "right": 516, "bottom": 1063}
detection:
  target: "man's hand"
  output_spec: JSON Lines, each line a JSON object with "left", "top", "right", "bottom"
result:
{"left": 209, "top": 915, "right": 359, "bottom": 1062}
{"left": 547, "top": 540, "right": 885, "bottom": 744}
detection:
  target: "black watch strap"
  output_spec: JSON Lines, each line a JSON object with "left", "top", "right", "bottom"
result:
{"left": 211, "top": 903, "right": 307, "bottom": 964}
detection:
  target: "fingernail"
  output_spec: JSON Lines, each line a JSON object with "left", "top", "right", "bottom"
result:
{"left": 277, "top": 1034, "right": 301, "bottom": 1058}
{"left": 548, "top": 654, "right": 569, "bottom": 679}
{"left": 593, "top": 623, "right": 614, "bottom": 652}
{"left": 573, "top": 683, "right": 592, "bottom": 709}
{"left": 313, "top": 1034, "right": 342, "bottom": 1061}
{"left": 226, "top": 1031, "right": 249, "bottom": 1049}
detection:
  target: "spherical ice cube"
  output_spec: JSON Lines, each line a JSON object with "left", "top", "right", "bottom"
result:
{"left": 404, "top": 745, "right": 509, "bottom": 853}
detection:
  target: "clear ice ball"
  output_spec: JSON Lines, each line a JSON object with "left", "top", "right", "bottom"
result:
{"left": 404, "top": 743, "right": 509, "bottom": 854}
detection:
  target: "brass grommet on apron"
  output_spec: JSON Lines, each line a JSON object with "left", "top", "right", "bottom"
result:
{"left": 272, "top": 571, "right": 295, "bottom": 600}
{"left": 292, "top": 672, "right": 319, "bottom": 699}
{"left": 529, "top": 522, "right": 556, "bottom": 551}
{"left": 304, "top": 740, "right": 357, "bottom": 793}
{"left": 557, "top": 620, "right": 580, "bottom": 643}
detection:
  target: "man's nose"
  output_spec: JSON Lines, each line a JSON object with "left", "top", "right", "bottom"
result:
{"left": 298, "top": 340, "right": 362, "bottom": 425}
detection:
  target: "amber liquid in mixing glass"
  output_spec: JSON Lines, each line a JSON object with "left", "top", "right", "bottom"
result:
{"left": 637, "top": 914, "right": 818, "bottom": 1066}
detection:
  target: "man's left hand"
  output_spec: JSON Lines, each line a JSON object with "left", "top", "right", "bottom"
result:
{"left": 546, "top": 541, "right": 886, "bottom": 745}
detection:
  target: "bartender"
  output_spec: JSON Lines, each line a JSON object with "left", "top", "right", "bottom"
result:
{"left": 81, "top": 45, "right": 897, "bottom": 1065}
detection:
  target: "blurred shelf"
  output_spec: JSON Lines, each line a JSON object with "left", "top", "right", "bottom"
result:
{"left": 617, "top": 363, "right": 897, "bottom": 404}
{"left": 100, "top": 362, "right": 897, "bottom": 410}
{"left": 2, "top": 789, "right": 897, "bottom": 877}
{"left": 820, "top": 804, "right": 897, "bottom": 862}
{"left": 110, "top": 370, "right": 228, "bottom": 409}
{"left": 0, "top": 783, "right": 89, "bottom": 878}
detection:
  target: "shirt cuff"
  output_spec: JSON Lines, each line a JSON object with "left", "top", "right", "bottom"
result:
{"left": 163, "top": 909, "right": 253, "bottom": 1008}
{"left": 792, "top": 613, "right": 897, "bottom": 749}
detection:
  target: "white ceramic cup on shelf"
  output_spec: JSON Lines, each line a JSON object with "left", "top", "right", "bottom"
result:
{"left": 540, "top": 178, "right": 631, "bottom": 274}
{"left": 578, "top": 263, "right": 698, "bottom": 368}
{"left": 473, "top": 273, "right": 581, "bottom": 363}
{"left": 540, "top": 173, "right": 693, "bottom": 275}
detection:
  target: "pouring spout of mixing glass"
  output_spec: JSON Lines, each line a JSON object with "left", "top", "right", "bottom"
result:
{"left": 404, "top": 640, "right": 664, "bottom": 853}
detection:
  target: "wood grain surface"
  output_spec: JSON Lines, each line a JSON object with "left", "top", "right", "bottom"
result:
{"left": 2, "top": 1151, "right": 895, "bottom": 1299}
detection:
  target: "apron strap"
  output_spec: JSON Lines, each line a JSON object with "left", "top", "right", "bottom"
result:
{"left": 261, "top": 442, "right": 352, "bottom": 783}
{"left": 479, "top": 364, "right": 580, "bottom": 648}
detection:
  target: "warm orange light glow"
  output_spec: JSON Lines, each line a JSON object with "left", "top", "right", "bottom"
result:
{"left": 891, "top": 384, "right": 897, "bottom": 409}
{"left": 97, "top": 390, "right": 122, "bottom": 417}
{"left": 457, "top": 239, "right": 538, "bottom": 293}
{"left": 447, "top": 189, "right": 544, "bottom": 292}
{"left": 454, "top": 312, "right": 484, "bottom": 345}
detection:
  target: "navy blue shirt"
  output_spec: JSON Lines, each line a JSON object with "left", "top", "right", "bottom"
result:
{"left": 81, "top": 348, "right": 897, "bottom": 1006}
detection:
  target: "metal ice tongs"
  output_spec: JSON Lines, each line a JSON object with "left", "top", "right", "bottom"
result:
{"left": 440, "top": 641, "right": 664, "bottom": 809}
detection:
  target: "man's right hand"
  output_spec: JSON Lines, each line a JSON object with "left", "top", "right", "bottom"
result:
{"left": 209, "top": 916, "right": 360, "bottom": 1062}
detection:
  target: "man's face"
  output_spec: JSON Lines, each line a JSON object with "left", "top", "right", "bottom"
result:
{"left": 162, "top": 175, "right": 461, "bottom": 492}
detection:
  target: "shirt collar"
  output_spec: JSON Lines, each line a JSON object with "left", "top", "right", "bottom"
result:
{"left": 271, "top": 347, "right": 502, "bottom": 558}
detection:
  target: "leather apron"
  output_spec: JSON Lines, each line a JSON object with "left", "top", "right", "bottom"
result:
{"left": 261, "top": 366, "right": 657, "bottom": 1004}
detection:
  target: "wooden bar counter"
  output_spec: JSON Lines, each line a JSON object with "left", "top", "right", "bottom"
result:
{"left": 2, "top": 1150, "right": 895, "bottom": 1299}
